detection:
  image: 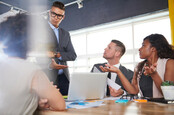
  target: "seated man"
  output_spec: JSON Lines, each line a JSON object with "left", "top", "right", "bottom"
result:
{"left": 91, "top": 40, "right": 133, "bottom": 97}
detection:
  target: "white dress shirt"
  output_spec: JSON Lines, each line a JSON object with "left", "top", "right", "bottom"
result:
{"left": 110, "top": 63, "right": 120, "bottom": 82}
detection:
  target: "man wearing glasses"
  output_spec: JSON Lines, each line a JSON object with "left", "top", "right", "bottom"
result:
{"left": 46, "top": 1, "right": 77, "bottom": 95}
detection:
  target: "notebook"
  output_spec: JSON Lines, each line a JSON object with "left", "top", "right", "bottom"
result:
{"left": 67, "top": 72, "right": 107, "bottom": 101}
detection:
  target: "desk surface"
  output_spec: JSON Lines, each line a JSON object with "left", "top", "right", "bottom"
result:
{"left": 36, "top": 100, "right": 174, "bottom": 115}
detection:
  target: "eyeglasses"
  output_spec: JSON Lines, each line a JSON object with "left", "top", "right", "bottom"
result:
{"left": 120, "top": 94, "right": 139, "bottom": 101}
{"left": 50, "top": 11, "right": 64, "bottom": 19}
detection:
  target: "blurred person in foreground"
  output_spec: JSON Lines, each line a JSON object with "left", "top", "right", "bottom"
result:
{"left": 0, "top": 13, "right": 65, "bottom": 115}
{"left": 100, "top": 34, "right": 174, "bottom": 98}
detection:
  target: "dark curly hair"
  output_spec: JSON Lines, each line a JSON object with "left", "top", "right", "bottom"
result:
{"left": 0, "top": 13, "right": 28, "bottom": 59}
{"left": 144, "top": 34, "right": 174, "bottom": 59}
{"left": 135, "top": 34, "right": 174, "bottom": 78}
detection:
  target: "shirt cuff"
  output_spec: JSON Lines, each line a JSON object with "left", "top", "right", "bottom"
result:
{"left": 123, "top": 90, "right": 127, "bottom": 95}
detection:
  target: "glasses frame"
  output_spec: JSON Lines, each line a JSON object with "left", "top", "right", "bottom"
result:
{"left": 120, "top": 94, "right": 139, "bottom": 101}
{"left": 50, "top": 11, "right": 64, "bottom": 19}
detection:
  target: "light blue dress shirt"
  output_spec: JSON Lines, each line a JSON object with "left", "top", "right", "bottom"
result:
{"left": 48, "top": 21, "right": 63, "bottom": 75}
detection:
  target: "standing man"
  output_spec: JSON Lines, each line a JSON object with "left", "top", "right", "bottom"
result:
{"left": 91, "top": 40, "right": 133, "bottom": 97}
{"left": 46, "top": 1, "right": 77, "bottom": 95}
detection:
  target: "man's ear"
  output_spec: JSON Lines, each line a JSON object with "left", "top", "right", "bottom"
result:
{"left": 114, "top": 51, "right": 121, "bottom": 57}
{"left": 49, "top": 10, "right": 51, "bottom": 16}
{"left": 62, "top": 15, "right": 65, "bottom": 20}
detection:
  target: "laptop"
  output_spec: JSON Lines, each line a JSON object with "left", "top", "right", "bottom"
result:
{"left": 67, "top": 72, "right": 107, "bottom": 101}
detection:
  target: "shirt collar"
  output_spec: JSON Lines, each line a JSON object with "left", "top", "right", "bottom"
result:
{"left": 113, "top": 63, "right": 120, "bottom": 68}
{"left": 48, "top": 21, "right": 59, "bottom": 30}
{"left": 107, "top": 62, "right": 120, "bottom": 68}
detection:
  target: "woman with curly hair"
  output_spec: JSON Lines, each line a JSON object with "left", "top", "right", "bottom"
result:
{"left": 100, "top": 34, "right": 174, "bottom": 98}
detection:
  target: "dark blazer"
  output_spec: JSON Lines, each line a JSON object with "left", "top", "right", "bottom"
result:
{"left": 37, "top": 22, "right": 77, "bottom": 83}
{"left": 91, "top": 63, "right": 133, "bottom": 91}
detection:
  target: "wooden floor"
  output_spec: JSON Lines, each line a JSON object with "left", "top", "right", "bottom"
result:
{"left": 36, "top": 100, "right": 174, "bottom": 115}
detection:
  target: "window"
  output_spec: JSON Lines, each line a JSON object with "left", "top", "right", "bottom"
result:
{"left": 68, "top": 11, "right": 171, "bottom": 73}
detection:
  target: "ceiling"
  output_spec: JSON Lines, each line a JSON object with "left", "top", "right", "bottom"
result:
{"left": 0, "top": 0, "right": 77, "bottom": 14}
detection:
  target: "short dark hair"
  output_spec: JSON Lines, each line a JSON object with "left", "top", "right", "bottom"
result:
{"left": 52, "top": 1, "right": 65, "bottom": 11}
{"left": 111, "top": 39, "right": 126, "bottom": 57}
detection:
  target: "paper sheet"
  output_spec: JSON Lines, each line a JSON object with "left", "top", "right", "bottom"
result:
{"left": 66, "top": 100, "right": 105, "bottom": 109}
{"left": 92, "top": 66, "right": 101, "bottom": 73}
{"left": 107, "top": 78, "right": 121, "bottom": 90}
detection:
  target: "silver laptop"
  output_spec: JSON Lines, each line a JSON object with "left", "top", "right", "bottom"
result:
{"left": 67, "top": 72, "right": 107, "bottom": 101}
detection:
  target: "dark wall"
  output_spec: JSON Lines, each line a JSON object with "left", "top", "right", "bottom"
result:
{"left": 61, "top": 0, "right": 168, "bottom": 31}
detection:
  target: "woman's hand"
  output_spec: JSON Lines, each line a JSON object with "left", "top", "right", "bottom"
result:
{"left": 38, "top": 98, "right": 50, "bottom": 110}
{"left": 144, "top": 63, "right": 157, "bottom": 76}
{"left": 38, "top": 82, "right": 59, "bottom": 110}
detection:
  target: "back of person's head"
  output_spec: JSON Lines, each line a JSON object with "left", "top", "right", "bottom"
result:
{"left": 52, "top": 1, "right": 65, "bottom": 11}
{"left": 111, "top": 39, "right": 126, "bottom": 57}
{"left": 0, "top": 13, "right": 28, "bottom": 59}
{"left": 144, "top": 34, "right": 174, "bottom": 59}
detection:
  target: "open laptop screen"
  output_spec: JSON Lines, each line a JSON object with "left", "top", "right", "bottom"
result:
{"left": 67, "top": 72, "right": 107, "bottom": 101}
